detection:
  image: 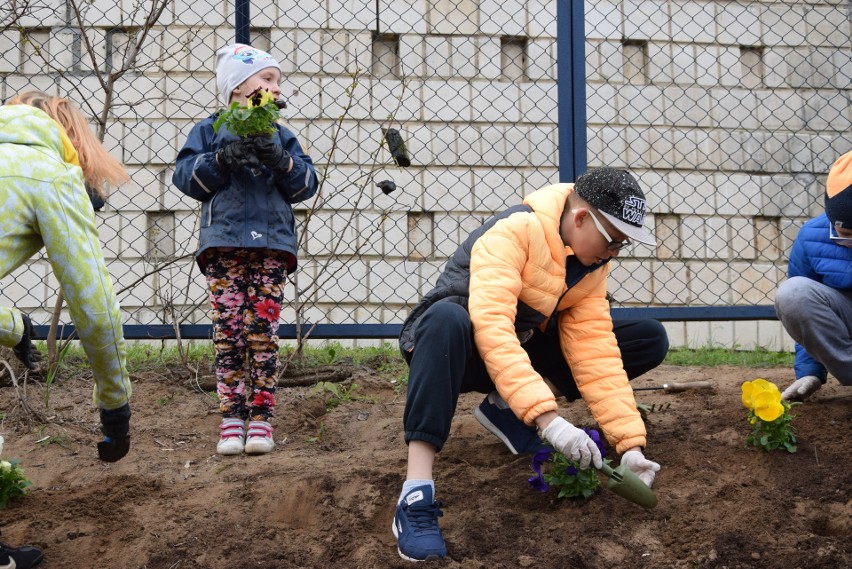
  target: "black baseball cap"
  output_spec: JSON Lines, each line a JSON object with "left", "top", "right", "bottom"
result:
{"left": 574, "top": 167, "right": 656, "bottom": 246}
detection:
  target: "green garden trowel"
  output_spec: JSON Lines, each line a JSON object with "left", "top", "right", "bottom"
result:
{"left": 598, "top": 462, "right": 657, "bottom": 509}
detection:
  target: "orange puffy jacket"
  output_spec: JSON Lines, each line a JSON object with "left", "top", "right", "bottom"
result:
{"left": 469, "top": 183, "right": 646, "bottom": 453}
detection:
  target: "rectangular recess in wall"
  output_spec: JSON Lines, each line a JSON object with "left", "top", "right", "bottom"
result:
{"left": 753, "top": 216, "right": 780, "bottom": 261}
{"left": 407, "top": 212, "right": 434, "bottom": 260}
{"left": 739, "top": 46, "right": 763, "bottom": 89}
{"left": 500, "top": 36, "right": 528, "bottom": 82}
{"left": 622, "top": 39, "right": 648, "bottom": 85}
{"left": 372, "top": 33, "right": 400, "bottom": 80}
{"left": 147, "top": 211, "right": 175, "bottom": 261}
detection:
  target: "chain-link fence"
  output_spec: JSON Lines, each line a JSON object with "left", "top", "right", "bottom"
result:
{"left": 0, "top": 1, "right": 849, "bottom": 346}
{"left": 586, "top": 0, "right": 849, "bottom": 314}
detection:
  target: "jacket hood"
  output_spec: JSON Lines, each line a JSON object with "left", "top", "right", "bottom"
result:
{"left": 0, "top": 104, "right": 80, "bottom": 166}
{"left": 523, "top": 182, "right": 576, "bottom": 257}
{"left": 523, "top": 183, "right": 575, "bottom": 229}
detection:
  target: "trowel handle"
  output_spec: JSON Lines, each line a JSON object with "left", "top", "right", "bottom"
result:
{"left": 598, "top": 463, "right": 622, "bottom": 482}
{"left": 664, "top": 381, "right": 712, "bottom": 392}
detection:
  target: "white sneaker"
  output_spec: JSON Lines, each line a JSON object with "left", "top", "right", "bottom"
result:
{"left": 244, "top": 420, "right": 275, "bottom": 455}
{"left": 217, "top": 418, "right": 245, "bottom": 455}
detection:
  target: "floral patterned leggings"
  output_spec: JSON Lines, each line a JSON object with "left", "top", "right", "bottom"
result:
{"left": 204, "top": 248, "right": 291, "bottom": 421}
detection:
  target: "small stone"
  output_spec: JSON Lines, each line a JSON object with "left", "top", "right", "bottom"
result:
{"left": 751, "top": 552, "right": 761, "bottom": 560}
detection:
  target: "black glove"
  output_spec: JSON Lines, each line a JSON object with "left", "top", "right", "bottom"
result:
{"left": 216, "top": 139, "right": 258, "bottom": 171}
{"left": 98, "top": 403, "right": 131, "bottom": 462}
{"left": 250, "top": 136, "right": 292, "bottom": 172}
{"left": 12, "top": 313, "right": 41, "bottom": 370}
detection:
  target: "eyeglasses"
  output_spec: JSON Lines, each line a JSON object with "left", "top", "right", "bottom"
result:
{"left": 829, "top": 225, "right": 852, "bottom": 248}
{"left": 575, "top": 208, "right": 631, "bottom": 251}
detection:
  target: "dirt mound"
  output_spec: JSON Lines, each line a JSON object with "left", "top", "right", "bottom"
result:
{"left": 0, "top": 364, "right": 849, "bottom": 568}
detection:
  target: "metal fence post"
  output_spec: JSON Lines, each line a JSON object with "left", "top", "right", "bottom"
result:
{"left": 235, "top": 0, "right": 250, "bottom": 44}
{"left": 557, "top": 0, "right": 588, "bottom": 183}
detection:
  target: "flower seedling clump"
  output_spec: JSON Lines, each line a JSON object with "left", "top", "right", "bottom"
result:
{"left": 741, "top": 379, "right": 799, "bottom": 453}
{"left": 213, "top": 87, "right": 282, "bottom": 138}
{"left": 528, "top": 427, "right": 608, "bottom": 500}
{"left": 0, "top": 436, "right": 32, "bottom": 509}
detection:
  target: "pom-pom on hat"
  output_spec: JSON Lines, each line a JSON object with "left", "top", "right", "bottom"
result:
{"left": 215, "top": 44, "right": 281, "bottom": 107}
{"left": 825, "top": 150, "right": 852, "bottom": 231}
{"left": 573, "top": 167, "right": 657, "bottom": 246}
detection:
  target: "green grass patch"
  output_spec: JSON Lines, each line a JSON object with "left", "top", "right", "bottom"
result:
{"left": 34, "top": 340, "right": 409, "bottom": 380}
{"left": 39, "top": 340, "right": 792, "bottom": 383}
{"left": 664, "top": 347, "right": 794, "bottom": 367}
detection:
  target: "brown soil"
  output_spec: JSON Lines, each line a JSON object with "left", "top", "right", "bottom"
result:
{"left": 0, "top": 362, "right": 849, "bottom": 569}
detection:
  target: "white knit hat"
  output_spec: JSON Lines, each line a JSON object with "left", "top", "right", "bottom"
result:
{"left": 215, "top": 44, "right": 281, "bottom": 106}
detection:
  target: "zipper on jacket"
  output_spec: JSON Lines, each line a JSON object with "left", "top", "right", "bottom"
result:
{"left": 207, "top": 192, "right": 216, "bottom": 226}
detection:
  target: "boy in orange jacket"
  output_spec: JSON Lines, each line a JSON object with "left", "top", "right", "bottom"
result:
{"left": 393, "top": 168, "right": 668, "bottom": 561}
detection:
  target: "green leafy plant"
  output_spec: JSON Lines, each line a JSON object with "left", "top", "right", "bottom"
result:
{"left": 44, "top": 341, "right": 72, "bottom": 408}
{"left": 528, "top": 428, "right": 608, "bottom": 500}
{"left": 0, "top": 459, "right": 31, "bottom": 509}
{"left": 0, "top": 436, "right": 32, "bottom": 509}
{"left": 306, "top": 421, "right": 325, "bottom": 443}
{"left": 213, "top": 87, "right": 281, "bottom": 138}
{"left": 389, "top": 375, "right": 408, "bottom": 396}
{"left": 741, "top": 379, "right": 799, "bottom": 453}
{"left": 156, "top": 391, "right": 178, "bottom": 406}
{"left": 33, "top": 426, "right": 70, "bottom": 450}
{"left": 310, "top": 381, "right": 360, "bottom": 411}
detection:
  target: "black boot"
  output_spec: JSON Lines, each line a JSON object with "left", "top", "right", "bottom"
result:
{"left": 12, "top": 314, "right": 41, "bottom": 370}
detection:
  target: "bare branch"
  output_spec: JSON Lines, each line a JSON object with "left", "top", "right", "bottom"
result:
{"left": 0, "top": 0, "right": 51, "bottom": 32}
{"left": 290, "top": 66, "right": 411, "bottom": 351}
{"left": 0, "top": 360, "right": 46, "bottom": 427}
{"left": 114, "top": 254, "right": 193, "bottom": 297}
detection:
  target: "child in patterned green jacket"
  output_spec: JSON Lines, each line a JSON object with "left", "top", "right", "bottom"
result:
{"left": 0, "top": 91, "right": 133, "bottom": 461}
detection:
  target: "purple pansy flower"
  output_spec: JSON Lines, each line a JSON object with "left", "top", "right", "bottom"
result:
{"left": 583, "top": 427, "right": 606, "bottom": 459}
{"left": 528, "top": 448, "right": 553, "bottom": 493}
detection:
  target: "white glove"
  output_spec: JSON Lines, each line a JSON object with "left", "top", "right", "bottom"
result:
{"left": 781, "top": 376, "right": 822, "bottom": 402}
{"left": 540, "top": 417, "right": 603, "bottom": 469}
{"left": 620, "top": 450, "right": 660, "bottom": 488}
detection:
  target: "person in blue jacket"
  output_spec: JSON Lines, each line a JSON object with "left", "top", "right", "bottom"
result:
{"left": 775, "top": 150, "right": 852, "bottom": 401}
{"left": 172, "top": 44, "right": 319, "bottom": 455}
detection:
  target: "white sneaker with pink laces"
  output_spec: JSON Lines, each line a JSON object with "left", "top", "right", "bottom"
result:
{"left": 217, "top": 417, "right": 245, "bottom": 455}
{"left": 244, "top": 420, "right": 275, "bottom": 454}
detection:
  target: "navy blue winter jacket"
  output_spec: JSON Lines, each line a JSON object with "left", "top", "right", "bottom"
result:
{"left": 786, "top": 213, "right": 852, "bottom": 379}
{"left": 172, "top": 114, "right": 319, "bottom": 271}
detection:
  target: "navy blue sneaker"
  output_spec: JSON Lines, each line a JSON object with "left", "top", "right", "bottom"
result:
{"left": 474, "top": 391, "right": 549, "bottom": 455}
{"left": 392, "top": 485, "right": 447, "bottom": 562}
{"left": 0, "top": 541, "right": 44, "bottom": 568}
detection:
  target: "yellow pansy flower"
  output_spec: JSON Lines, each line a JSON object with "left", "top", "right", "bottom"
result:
{"left": 247, "top": 88, "right": 275, "bottom": 109}
{"left": 741, "top": 378, "right": 780, "bottom": 410}
{"left": 752, "top": 389, "right": 784, "bottom": 422}
{"left": 741, "top": 381, "right": 756, "bottom": 409}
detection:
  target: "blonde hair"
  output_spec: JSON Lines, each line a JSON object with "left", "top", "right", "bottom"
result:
{"left": 7, "top": 90, "right": 129, "bottom": 197}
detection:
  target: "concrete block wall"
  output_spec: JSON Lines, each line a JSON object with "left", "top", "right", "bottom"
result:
{"left": 586, "top": 0, "right": 850, "bottom": 351}
{"left": 0, "top": 0, "right": 849, "bottom": 350}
